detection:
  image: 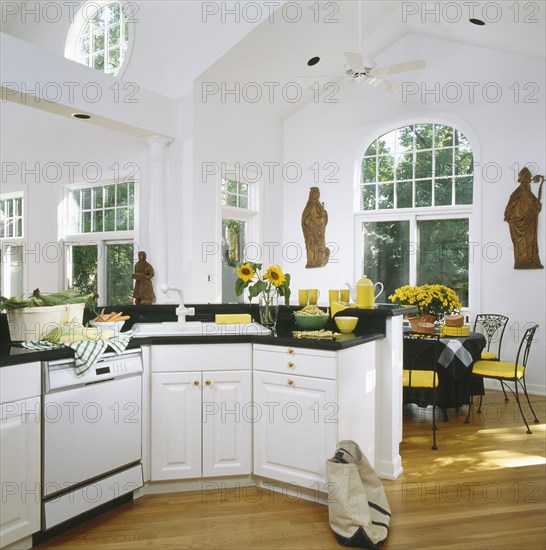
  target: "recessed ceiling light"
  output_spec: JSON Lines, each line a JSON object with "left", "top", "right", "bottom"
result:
{"left": 71, "top": 113, "right": 91, "bottom": 119}
{"left": 307, "top": 56, "right": 320, "bottom": 66}
{"left": 469, "top": 18, "right": 485, "bottom": 26}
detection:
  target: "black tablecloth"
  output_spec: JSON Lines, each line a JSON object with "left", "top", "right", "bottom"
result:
{"left": 403, "top": 332, "right": 487, "bottom": 411}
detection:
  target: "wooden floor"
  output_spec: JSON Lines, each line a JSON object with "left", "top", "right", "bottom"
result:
{"left": 37, "top": 391, "right": 546, "bottom": 550}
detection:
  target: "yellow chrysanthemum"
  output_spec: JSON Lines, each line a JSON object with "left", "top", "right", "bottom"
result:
{"left": 264, "top": 265, "right": 286, "bottom": 287}
{"left": 236, "top": 263, "right": 255, "bottom": 282}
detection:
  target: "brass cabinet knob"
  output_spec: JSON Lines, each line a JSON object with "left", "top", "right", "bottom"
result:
{"left": 193, "top": 380, "right": 200, "bottom": 386}
{"left": 288, "top": 361, "right": 295, "bottom": 368}
{"left": 205, "top": 379, "right": 212, "bottom": 385}
{"left": 288, "top": 379, "right": 294, "bottom": 386}
{"left": 288, "top": 348, "right": 295, "bottom": 354}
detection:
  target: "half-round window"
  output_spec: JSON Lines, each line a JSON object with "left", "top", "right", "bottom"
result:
{"left": 360, "top": 123, "right": 473, "bottom": 210}
{"left": 65, "top": 1, "right": 130, "bottom": 76}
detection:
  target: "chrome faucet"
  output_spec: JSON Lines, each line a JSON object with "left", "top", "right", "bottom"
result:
{"left": 160, "top": 284, "right": 195, "bottom": 324}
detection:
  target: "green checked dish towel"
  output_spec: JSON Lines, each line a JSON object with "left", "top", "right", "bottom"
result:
{"left": 23, "top": 331, "right": 134, "bottom": 375}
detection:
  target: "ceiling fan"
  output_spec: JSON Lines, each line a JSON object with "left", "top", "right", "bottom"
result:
{"left": 341, "top": 52, "right": 426, "bottom": 94}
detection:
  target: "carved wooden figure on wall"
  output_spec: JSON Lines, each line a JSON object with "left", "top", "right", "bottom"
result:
{"left": 301, "top": 186, "right": 330, "bottom": 268}
{"left": 132, "top": 251, "right": 156, "bottom": 303}
{"left": 504, "top": 167, "right": 544, "bottom": 269}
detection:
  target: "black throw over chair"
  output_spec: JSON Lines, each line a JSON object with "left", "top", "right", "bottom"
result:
{"left": 403, "top": 333, "right": 442, "bottom": 450}
{"left": 466, "top": 324, "right": 540, "bottom": 433}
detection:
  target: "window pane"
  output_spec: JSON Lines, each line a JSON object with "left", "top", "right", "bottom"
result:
{"left": 435, "top": 178, "right": 453, "bottom": 206}
{"left": 455, "top": 149, "right": 473, "bottom": 175}
{"left": 417, "top": 219, "right": 469, "bottom": 307}
{"left": 362, "top": 157, "right": 376, "bottom": 183}
{"left": 396, "top": 181, "right": 412, "bottom": 208}
{"left": 378, "top": 156, "right": 394, "bottom": 182}
{"left": 435, "top": 148, "right": 453, "bottom": 177}
{"left": 415, "top": 151, "right": 432, "bottom": 179}
{"left": 378, "top": 183, "right": 394, "bottom": 209}
{"left": 69, "top": 245, "right": 98, "bottom": 296}
{"left": 82, "top": 211, "right": 91, "bottom": 233}
{"left": 105, "top": 184, "right": 116, "bottom": 207}
{"left": 415, "top": 179, "right": 432, "bottom": 207}
{"left": 364, "top": 141, "right": 376, "bottom": 156}
{"left": 395, "top": 153, "right": 413, "bottom": 181}
{"left": 116, "top": 182, "right": 128, "bottom": 206}
{"left": 104, "top": 209, "right": 115, "bottom": 231}
{"left": 82, "top": 188, "right": 92, "bottom": 210}
{"left": 377, "top": 131, "right": 396, "bottom": 156}
{"left": 93, "top": 210, "right": 104, "bottom": 232}
{"left": 222, "top": 219, "right": 246, "bottom": 303}
{"left": 361, "top": 185, "right": 376, "bottom": 210}
{"left": 415, "top": 124, "right": 432, "bottom": 149}
{"left": 434, "top": 124, "right": 453, "bottom": 147}
{"left": 456, "top": 176, "right": 473, "bottom": 205}
{"left": 362, "top": 221, "right": 410, "bottom": 302}
{"left": 93, "top": 187, "right": 103, "bottom": 209}
{"left": 106, "top": 243, "right": 133, "bottom": 305}
{"left": 396, "top": 126, "right": 413, "bottom": 153}
{"left": 116, "top": 208, "right": 128, "bottom": 231}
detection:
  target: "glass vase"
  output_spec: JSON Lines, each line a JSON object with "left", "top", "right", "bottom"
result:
{"left": 259, "top": 292, "right": 279, "bottom": 330}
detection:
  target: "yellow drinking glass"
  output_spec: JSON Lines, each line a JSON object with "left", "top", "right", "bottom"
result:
{"left": 298, "top": 289, "right": 309, "bottom": 306}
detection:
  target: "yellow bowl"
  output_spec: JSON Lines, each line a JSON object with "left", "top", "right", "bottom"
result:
{"left": 334, "top": 316, "right": 358, "bottom": 333}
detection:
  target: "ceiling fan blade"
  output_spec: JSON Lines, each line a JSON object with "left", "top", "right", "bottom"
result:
{"left": 370, "top": 59, "right": 426, "bottom": 77}
{"left": 344, "top": 51, "right": 368, "bottom": 73}
{"left": 364, "top": 76, "right": 401, "bottom": 95}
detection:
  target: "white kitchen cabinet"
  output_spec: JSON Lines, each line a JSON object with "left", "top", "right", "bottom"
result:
{"left": 253, "top": 343, "right": 376, "bottom": 491}
{"left": 150, "top": 344, "right": 252, "bottom": 481}
{"left": 253, "top": 369, "right": 337, "bottom": 488}
{"left": 0, "top": 363, "right": 41, "bottom": 550}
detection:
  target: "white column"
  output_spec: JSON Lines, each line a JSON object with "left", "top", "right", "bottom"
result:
{"left": 375, "top": 315, "right": 404, "bottom": 480}
{"left": 147, "top": 135, "right": 171, "bottom": 303}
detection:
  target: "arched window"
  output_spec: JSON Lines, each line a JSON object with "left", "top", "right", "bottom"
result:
{"left": 65, "top": 1, "right": 131, "bottom": 76}
{"left": 355, "top": 123, "right": 475, "bottom": 309}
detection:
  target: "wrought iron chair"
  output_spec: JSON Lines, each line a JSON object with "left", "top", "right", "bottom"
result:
{"left": 465, "top": 324, "right": 540, "bottom": 433}
{"left": 473, "top": 314, "right": 510, "bottom": 400}
{"left": 403, "top": 333, "right": 441, "bottom": 450}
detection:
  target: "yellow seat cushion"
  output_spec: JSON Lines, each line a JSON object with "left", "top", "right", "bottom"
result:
{"left": 480, "top": 351, "right": 498, "bottom": 360}
{"left": 403, "top": 369, "right": 438, "bottom": 388}
{"left": 472, "top": 360, "right": 525, "bottom": 379}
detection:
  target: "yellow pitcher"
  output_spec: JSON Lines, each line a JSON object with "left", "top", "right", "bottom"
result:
{"left": 355, "top": 275, "right": 384, "bottom": 308}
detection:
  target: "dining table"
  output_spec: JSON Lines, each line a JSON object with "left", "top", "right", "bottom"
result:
{"left": 403, "top": 330, "right": 487, "bottom": 418}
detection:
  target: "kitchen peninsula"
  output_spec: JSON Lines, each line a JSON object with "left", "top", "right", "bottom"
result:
{"left": 0, "top": 303, "right": 412, "bottom": 550}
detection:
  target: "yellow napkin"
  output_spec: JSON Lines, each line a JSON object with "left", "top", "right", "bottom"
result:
{"left": 215, "top": 314, "right": 252, "bottom": 324}
{"left": 440, "top": 325, "right": 470, "bottom": 337}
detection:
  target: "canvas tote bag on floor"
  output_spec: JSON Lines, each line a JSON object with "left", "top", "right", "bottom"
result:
{"left": 326, "top": 440, "right": 391, "bottom": 549}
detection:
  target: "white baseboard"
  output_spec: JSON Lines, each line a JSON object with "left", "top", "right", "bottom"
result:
{"left": 483, "top": 379, "right": 546, "bottom": 396}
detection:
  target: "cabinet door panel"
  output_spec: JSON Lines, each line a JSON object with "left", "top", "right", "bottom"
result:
{"left": 0, "top": 397, "right": 40, "bottom": 547}
{"left": 253, "top": 371, "right": 337, "bottom": 488}
{"left": 202, "top": 371, "right": 251, "bottom": 477}
{"left": 151, "top": 372, "right": 201, "bottom": 480}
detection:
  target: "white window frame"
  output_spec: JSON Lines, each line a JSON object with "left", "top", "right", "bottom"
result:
{"left": 354, "top": 117, "right": 481, "bottom": 317}
{"left": 218, "top": 167, "right": 262, "bottom": 302}
{"left": 0, "top": 190, "right": 26, "bottom": 298}
{"left": 65, "top": 0, "right": 135, "bottom": 78}
{"left": 61, "top": 179, "right": 138, "bottom": 306}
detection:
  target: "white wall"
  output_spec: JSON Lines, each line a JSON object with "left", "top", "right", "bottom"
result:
{"left": 282, "top": 34, "right": 546, "bottom": 392}
{"left": 191, "top": 84, "right": 284, "bottom": 303}
{"left": 1, "top": 101, "right": 148, "bottom": 294}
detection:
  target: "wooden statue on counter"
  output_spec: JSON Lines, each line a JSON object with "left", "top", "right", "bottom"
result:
{"left": 301, "top": 186, "right": 330, "bottom": 268}
{"left": 504, "top": 167, "right": 544, "bottom": 269}
{"left": 132, "top": 251, "right": 156, "bottom": 303}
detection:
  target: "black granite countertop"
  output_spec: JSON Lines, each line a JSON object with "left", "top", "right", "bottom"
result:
{"left": 0, "top": 302, "right": 415, "bottom": 367}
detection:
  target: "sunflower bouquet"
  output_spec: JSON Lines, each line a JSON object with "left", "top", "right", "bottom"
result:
{"left": 389, "top": 284, "right": 462, "bottom": 320}
{"left": 235, "top": 262, "right": 291, "bottom": 305}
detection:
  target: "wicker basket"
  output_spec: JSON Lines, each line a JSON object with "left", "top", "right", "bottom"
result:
{"left": 445, "top": 314, "right": 464, "bottom": 327}
{"left": 407, "top": 315, "right": 437, "bottom": 334}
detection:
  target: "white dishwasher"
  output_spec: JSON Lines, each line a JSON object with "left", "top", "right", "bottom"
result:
{"left": 41, "top": 350, "right": 144, "bottom": 531}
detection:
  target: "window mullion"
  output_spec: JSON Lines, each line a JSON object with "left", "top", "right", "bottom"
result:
{"left": 409, "top": 215, "right": 418, "bottom": 286}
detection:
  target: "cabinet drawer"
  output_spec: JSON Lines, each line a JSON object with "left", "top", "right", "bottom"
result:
{"left": 253, "top": 346, "right": 337, "bottom": 380}
{"left": 151, "top": 344, "right": 251, "bottom": 372}
{"left": 0, "top": 362, "right": 41, "bottom": 404}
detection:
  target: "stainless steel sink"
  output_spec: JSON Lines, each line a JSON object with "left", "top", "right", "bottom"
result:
{"left": 131, "top": 321, "right": 271, "bottom": 338}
